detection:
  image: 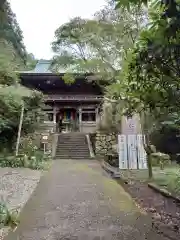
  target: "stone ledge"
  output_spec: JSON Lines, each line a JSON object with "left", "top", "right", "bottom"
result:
{"left": 148, "top": 182, "right": 180, "bottom": 203}
{"left": 101, "top": 161, "right": 121, "bottom": 179}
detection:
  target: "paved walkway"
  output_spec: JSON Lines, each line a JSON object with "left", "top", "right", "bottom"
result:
{"left": 5, "top": 160, "right": 168, "bottom": 240}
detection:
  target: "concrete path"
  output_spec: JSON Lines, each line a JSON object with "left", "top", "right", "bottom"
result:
{"left": 5, "top": 160, "right": 168, "bottom": 240}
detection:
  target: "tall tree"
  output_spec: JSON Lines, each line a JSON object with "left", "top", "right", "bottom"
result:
{"left": 26, "top": 53, "right": 38, "bottom": 70}
{"left": 51, "top": 4, "right": 146, "bottom": 84}
{"left": 110, "top": 0, "right": 180, "bottom": 177}
{"left": 113, "top": 0, "right": 180, "bottom": 117}
{"left": 0, "top": 1, "right": 43, "bottom": 151}
{"left": 0, "top": 1, "right": 26, "bottom": 62}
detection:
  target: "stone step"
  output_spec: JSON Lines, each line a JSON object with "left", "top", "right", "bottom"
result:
{"left": 58, "top": 142, "right": 87, "bottom": 145}
{"left": 56, "top": 153, "right": 90, "bottom": 156}
{"left": 56, "top": 153, "right": 90, "bottom": 155}
{"left": 56, "top": 147, "right": 89, "bottom": 151}
{"left": 56, "top": 146, "right": 88, "bottom": 149}
{"left": 56, "top": 148, "right": 89, "bottom": 151}
{"left": 58, "top": 136, "right": 87, "bottom": 139}
{"left": 56, "top": 151, "right": 90, "bottom": 154}
{"left": 58, "top": 138, "right": 86, "bottom": 141}
{"left": 57, "top": 142, "right": 87, "bottom": 145}
{"left": 56, "top": 155, "right": 90, "bottom": 159}
{"left": 56, "top": 152, "right": 90, "bottom": 156}
{"left": 56, "top": 133, "right": 90, "bottom": 159}
{"left": 58, "top": 139, "right": 86, "bottom": 142}
{"left": 57, "top": 143, "right": 88, "bottom": 147}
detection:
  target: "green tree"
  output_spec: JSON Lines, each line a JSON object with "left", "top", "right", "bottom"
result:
{"left": 0, "top": 1, "right": 26, "bottom": 62}
{"left": 111, "top": 0, "right": 180, "bottom": 178}
{"left": 0, "top": 1, "right": 43, "bottom": 151}
{"left": 26, "top": 53, "right": 38, "bottom": 70}
{"left": 51, "top": 4, "right": 146, "bottom": 84}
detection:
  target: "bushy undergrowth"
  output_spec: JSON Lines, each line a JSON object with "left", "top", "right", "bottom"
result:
{"left": 0, "top": 135, "right": 51, "bottom": 170}
{"left": 0, "top": 202, "right": 19, "bottom": 229}
{"left": 0, "top": 151, "right": 51, "bottom": 170}
{"left": 153, "top": 167, "right": 180, "bottom": 195}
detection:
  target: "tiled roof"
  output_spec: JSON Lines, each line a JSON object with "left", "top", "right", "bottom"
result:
{"left": 33, "top": 59, "right": 52, "bottom": 73}
{"left": 20, "top": 59, "right": 67, "bottom": 74}
{"left": 22, "top": 59, "right": 52, "bottom": 73}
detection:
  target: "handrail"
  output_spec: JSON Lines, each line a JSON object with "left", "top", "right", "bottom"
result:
{"left": 86, "top": 134, "right": 95, "bottom": 158}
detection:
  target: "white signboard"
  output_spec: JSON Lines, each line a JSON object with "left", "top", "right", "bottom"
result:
{"left": 118, "top": 134, "right": 147, "bottom": 170}
{"left": 118, "top": 135, "right": 128, "bottom": 169}
{"left": 128, "top": 135, "right": 138, "bottom": 169}
{"left": 137, "top": 135, "right": 147, "bottom": 169}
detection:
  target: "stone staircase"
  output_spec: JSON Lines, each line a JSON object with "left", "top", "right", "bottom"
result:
{"left": 55, "top": 133, "right": 91, "bottom": 159}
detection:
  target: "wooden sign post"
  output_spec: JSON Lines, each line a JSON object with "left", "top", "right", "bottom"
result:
{"left": 41, "top": 134, "right": 49, "bottom": 154}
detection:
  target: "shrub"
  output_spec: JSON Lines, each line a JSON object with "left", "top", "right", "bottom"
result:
{"left": 150, "top": 123, "right": 180, "bottom": 160}
{"left": 0, "top": 151, "right": 51, "bottom": 170}
{"left": 19, "top": 135, "right": 38, "bottom": 157}
{"left": 151, "top": 152, "right": 170, "bottom": 169}
{"left": 0, "top": 133, "right": 52, "bottom": 170}
{"left": 0, "top": 202, "right": 19, "bottom": 229}
{"left": 0, "top": 155, "right": 24, "bottom": 168}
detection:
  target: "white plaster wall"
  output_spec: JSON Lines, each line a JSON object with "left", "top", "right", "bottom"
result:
{"left": 80, "top": 123, "right": 97, "bottom": 133}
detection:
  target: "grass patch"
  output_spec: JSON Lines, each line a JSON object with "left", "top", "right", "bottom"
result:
{"left": 153, "top": 166, "right": 180, "bottom": 195}
{"left": 119, "top": 164, "right": 180, "bottom": 196}
{"left": 120, "top": 169, "right": 149, "bottom": 182}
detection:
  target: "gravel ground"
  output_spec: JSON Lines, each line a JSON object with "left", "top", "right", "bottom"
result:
{"left": 0, "top": 167, "right": 42, "bottom": 238}
{"left": 120, "top": 180, "right": 180, "bottom": 240}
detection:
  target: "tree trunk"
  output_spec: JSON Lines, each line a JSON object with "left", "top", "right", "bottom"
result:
{"left": 15, "top": 102, "right": 24, "bottom": 156}
{"left": 147, "top": 153, "right": 153, "bottom": 178}
{"left": 140, "top": 111, "right": 153, "bottom": 179}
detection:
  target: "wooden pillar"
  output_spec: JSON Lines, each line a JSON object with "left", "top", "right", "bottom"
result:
{"left": 79, "top": 107, "right": 82, "bottom": 132}
{"left": 95, "top": 107, "right": 99, "bottom": 123}
{"left": 53, "top": 106, "right": 56, "bottom": 132}
{"left": 53, "top": 106, "right": 56, "bottom": 123}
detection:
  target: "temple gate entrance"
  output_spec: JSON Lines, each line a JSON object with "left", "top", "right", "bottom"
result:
{"left": 56, "top": 108, "right": 78, "bottom": 133}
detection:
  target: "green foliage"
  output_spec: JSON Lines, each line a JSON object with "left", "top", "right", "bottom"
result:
{"left": 112, "top": 0, "right": 180, "bottom": 179}
{"left": 113, "top": 0, "right": 180, "bottom": 114}
{"left": 51, "top": 4, "right": 146, "bottom": 84}
{"left": 115, "top": 0, "right": 148, "bottom": 9}
{"left": 0, "top": 202, "right": 19, "bottom": 229}
{"left": 62, "top": 73, "right": 75, "bottom": 85}
{"left": 0, "top": 151, "right": 51, "bottom": 170}
{"left": 0, "top": 1, "right": 44, "bottom": 151}
{"left": 0, "top": 1, "right": 26, "bottom": 62}
{"left": 153, "top": 166, "right": 180, "bottom": 195}
{"left": 151, "top": 152, "right": 170, "bottom": 169}
{"left": 0, "top": 39, "right": 20, "bottom": 85}
{"left": 171, "top": 168, "right": 180, "bottom": 194}
{"left": 25, "top": 53, "right": 38, "bottom": 70}
{"left": 97, "top": 100, "right": 122, "bottom": 133}
{"left": 0, "top": 133, "right": 51, "bottom": 170}
{"left": 0, "top": 87, "right": 44, "bottom": 151}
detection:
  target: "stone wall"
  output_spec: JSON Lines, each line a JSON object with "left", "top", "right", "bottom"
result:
{"left": 95, "top": 132, "right": 117, "bottom": 155}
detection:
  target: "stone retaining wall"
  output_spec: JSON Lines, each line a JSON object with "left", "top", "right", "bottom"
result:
{"left": 95, "top": 132, "right": 117, "bottom": 155}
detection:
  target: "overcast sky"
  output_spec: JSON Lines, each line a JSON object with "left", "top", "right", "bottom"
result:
{"left": 9, "top": 0, "right": 106, "bottom": 59}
